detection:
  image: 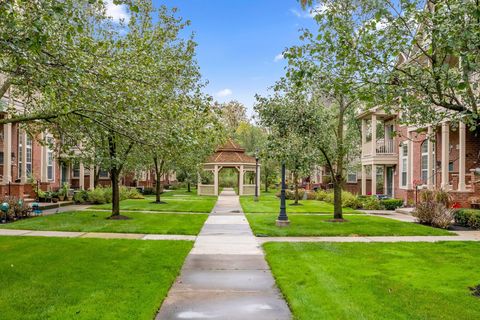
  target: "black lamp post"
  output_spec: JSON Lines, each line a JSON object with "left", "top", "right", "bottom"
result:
{"left": 276, "top": 161, "right": 290, "bottom": 226}
{"left": 254, "top": 149, "right": 259, "bottom": 202}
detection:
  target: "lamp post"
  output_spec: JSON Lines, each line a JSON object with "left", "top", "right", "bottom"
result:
{"left": 254, "top": 149, "right": 259, "bottom": 202}
{"left": 276, "top": 161, "right": 290, "bottom": 226}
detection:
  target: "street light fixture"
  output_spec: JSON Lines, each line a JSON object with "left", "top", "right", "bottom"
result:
{"left": 276, "top": 161, "right": 290, "bottom": 226}
{"left": 254, "top": 149, "right": 259, "bottom": 202}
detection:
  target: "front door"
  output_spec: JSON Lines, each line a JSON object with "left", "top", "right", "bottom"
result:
{"left": 386, "top": 167, "right": 393, "bottom": 197}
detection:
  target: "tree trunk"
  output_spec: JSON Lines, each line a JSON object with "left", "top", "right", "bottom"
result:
{"left": 294, "top": 171, "right": 299, "bottom": 204}
{"left": 94, "top": 167, "right": 100, "bottom": 188}
{"left": 333, "top": 175, "right": 343, "bottom": 219}
{"left": 110, "top": 168, "right": 120, "bottom": 216}
{"left": 333, "top": 100, "right": 346, "bottom": 220}
{"left": 187, "top": 181, "right": 191, "bottom": 192}
{"left": 153, "top": 156, "right": 164, "bottom": 203}
{"left": 108, "top": 135, "right": 120, "bottom": 217}
{"left": 264, "top": 168, "right": 269, "bottom": 192}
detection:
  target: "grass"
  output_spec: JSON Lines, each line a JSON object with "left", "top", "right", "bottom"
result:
{"left": 264, "top": 242, "right": 480, "bottom": 319}
{"left": 246, "top": 213, "right": 453, "bottom": 236}
{"left": 0, "top": 236, "right": 192, "bottom": 320}
{"left": 90, "top": 189, "right": 217, "bottom": 213}
{"left": 0, "top": 210, "right": 207, "bottom": 235}
{"left": 240, "top": 191, "right": 359, "bottom": 214}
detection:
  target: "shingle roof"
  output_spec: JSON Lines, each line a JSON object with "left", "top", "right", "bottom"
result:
{"left": 206, "top": 139, "right": 256, "bottom": 164}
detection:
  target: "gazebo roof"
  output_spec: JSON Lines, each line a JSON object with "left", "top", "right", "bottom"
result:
{"left": 206, "top": 139, "right": 256, "bottom": 164}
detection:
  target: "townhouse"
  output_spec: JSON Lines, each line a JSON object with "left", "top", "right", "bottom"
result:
{"left": 357, "top": 108, "right": 480, "bottom": 207}
{"left": 0, "top": 91, "right": 176, "bottom": 199}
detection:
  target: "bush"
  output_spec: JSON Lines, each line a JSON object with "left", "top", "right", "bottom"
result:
{"left": 342, "top": 192, "right": 363, "bottom": 209}
{"left": 323, "top": 191, "right": 335, "bottom": 204}
{"left": 142, "top": 187, "right": 155, "bottom": 195}
{"left": 315, "top": 190, "right": 328, "bottom": 201}
{"left": 276, "top": 189, "right": 305, "bottom": 200}
{"left": 88, "top": 188, "right": 107, "bottom": 204}
{"left": 413, "top": 201, "right": 454, "bottom": 229}
{"left": 0, "top": 196, "right": 32, "bottom": 222}
{"left": 380, "top": 199, "right": 404, "bottom": 210}
{"left": 74, "top": 190, "right": 89, "bottom": 203}
{"left": 305, "top": 191, "right": 317, "bottom": 200}
{"left": 361, "top": 196, "right": 383, "bottom": 210}
{"left": 454, "top": 209, "right": 480, "bottom": 230}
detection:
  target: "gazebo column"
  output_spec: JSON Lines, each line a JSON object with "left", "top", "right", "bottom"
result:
{"left": 213, "top": 165, "right": 219, "bottom": 196}
{"left": 239, "top": 165, "right": 244, "bottom": 196}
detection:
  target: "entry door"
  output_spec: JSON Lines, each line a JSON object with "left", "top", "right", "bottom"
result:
{"left": 386, "top": 167, "right": 393, "bottom": 197}
{"left": 61, "top": 163, "right": 68, "bottom": 184}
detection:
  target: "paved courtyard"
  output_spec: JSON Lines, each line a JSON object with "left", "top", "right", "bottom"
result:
{"left": 156, "top": 188, "right": 292, "bottom": 320}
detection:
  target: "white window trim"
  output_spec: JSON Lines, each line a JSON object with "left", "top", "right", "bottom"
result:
{"left": 25, "top": 135, "right": 32, "bottom": 176}
{"left": 346, "top": 172, "right": 357, "bottom": 184}
{"left": 399, "top": 143, "right": 408, "bottom": 190}
{"left": 46, "top": 136, "right": 54, "bottom": 181}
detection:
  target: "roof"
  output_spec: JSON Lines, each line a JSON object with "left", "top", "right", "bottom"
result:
{"left": 206, "top": 139, "right": 256, "bottom": 164}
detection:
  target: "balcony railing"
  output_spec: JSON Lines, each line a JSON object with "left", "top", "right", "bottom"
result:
{"left": 362, "top": 139, "right": 395, "bottom": 156}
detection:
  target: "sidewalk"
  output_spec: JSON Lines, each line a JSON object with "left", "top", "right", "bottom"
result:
{"left": 156, "top": 188, "right": 291, "bottom": 320}
{"left": 0, "top": 228, "right": 195, "bottom": 240}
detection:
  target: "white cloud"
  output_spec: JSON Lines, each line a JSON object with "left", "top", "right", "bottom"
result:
{"left": 291, "top": 4, "right": 329, "bottom": 18}
{"left": 273, "top": 53, "right": 284, "bottom": 62}
{"left": 216, "top": 88, "right": 232, "bottom": 98}
{"left": 105, "top": 0, "right": 130, "bottom": 23}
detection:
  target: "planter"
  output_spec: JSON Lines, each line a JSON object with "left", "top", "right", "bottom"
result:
{"left": 52, "top": 198, "right": 59, "bottom": 203}
{"left": 58, "top": 195, "right": 65, "bottom": 201}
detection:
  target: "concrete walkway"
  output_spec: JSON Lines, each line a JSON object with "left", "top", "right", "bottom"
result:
{"left": 0, "top": 228, "right": 196, "bottom": 240}
{"left": 156, "top": 188, "right": 291, "bottom": 320}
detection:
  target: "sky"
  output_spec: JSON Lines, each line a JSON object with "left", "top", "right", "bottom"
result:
{"left": 105, "top": 0, "right": 318, "bottom": 117}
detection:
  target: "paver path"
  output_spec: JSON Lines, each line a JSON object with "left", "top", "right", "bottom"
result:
{"left": 156, "top": 188, "right": 291, "bottom": 320}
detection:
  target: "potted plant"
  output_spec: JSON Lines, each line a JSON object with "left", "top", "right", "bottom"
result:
{"left": 58, "top": 187, "right": 66, "bottom": 201}
{"left": 37, "top": 189, "right": 46, "bottom": 202}
{"left": 51, "top": 192, "right": 59, "bottom": 203}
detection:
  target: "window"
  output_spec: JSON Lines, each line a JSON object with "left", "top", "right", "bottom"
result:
{"left": 0, "top": 152, "right": 4, "bottom": 165}
{"left": 449, "top": 162, "right": 454, "bottom": 172}
{"left": 347, "top": 172, "right": 357, "bottom": 183}
{"left": 72, "top": 163, "right": 80, "bottom": 178}
{"left": 400, "top": 143, "right": 408, "bottom": 187}
{"left": 98, "top": 169, "right": 109, "bottom": 178}
{"left": 46, "top": 137, "right": 54, "bottom": 181}
{"left": 26, "top": 135, "right": 32, "bottom": 175}
{"left": 421, "top": 141, "right": 428, "bottom": 183}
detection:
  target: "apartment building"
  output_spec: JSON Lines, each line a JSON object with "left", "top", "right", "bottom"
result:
{"left": 357, "top": 108, "right": 480, "bottom": 207}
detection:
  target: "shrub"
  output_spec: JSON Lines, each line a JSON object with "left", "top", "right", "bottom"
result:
{"left": 276, "top": 189, "right": 305, "bottom": 200}
{"left": 88, "top": 188, "right": 107, "bottom": 204}
{"left": 362, "top": 196, "right": 383, "bottom": 210}
{"left": 454, "top": 209, "right": 480, "bottom": 230}
{"left": 73, "top": 190, "right": 89, "bottom": 203}
{"left": 380, "top": 199, "right": 404, "bottom": 210}
{"left": 413, "top": 201, "right": 454, "bottom": 229}
{"left": 323, "top": 191, "right": 335, "bottom": 204}
{"left": 142, "top": 187, "right": 155, "bottom": 195}
{"left": 305, "top": 191, "right": 317, "bottom": 200}
{"left": 315, "top": 190, "right": 328, "bottom": 201}
{"left": 341, "top": 191, "right": 363, "bottom": 209}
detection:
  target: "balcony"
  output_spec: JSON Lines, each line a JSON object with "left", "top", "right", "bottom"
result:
{"left": 361, "top": 139, "right": 397, "bottom": 165}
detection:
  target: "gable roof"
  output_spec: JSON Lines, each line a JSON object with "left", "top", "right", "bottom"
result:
{"left": 206, "top": 139, "right": 256, "bottom": 164}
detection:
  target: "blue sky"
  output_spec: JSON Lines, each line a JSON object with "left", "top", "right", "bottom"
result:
{"left": 107, "top": 0, "right": 318, "bottom": 117}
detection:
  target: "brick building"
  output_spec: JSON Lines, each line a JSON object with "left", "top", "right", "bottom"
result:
{"left": 0, "top": 91, "right": 176, "bottom": 199}
{"left": 357, "top": 108, "right": 480, "bottom": 207}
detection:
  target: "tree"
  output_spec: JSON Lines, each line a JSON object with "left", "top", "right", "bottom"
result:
{"left": 302, "top": 0, "right": 480, "bottom": 128}
{"left": 234, "top": 121, "right": 278, "bottom": 192}
{"left": 269, "top": 0, "right": 363, "bottom": 219}
{"left": 255, "top": 88, "right": 317, "bottom": 205}
{"left": 213, "top": 100, "right": 248, "bottom": 135}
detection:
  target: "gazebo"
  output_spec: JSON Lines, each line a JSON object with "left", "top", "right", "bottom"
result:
{"left": 198, "top": 139, "right": 260, "bottom": 196}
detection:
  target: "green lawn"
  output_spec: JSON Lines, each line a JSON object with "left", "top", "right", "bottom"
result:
{"left": 0, "top": 236, "right": 192, "bottom": 320}
{"left": 246, "top": 213, "right": 452, "bottom": 236}
{"left": 0, "top": 210, "right": 207, "bottom": 235}
{"left": 264, "top": 242, "right": 480, "bottom": 319}
{"left": 240, "top": 191, "right": 359, "bottom": 214}
{"left": 90, "top": 189, "right": 216, "bottom": 213}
